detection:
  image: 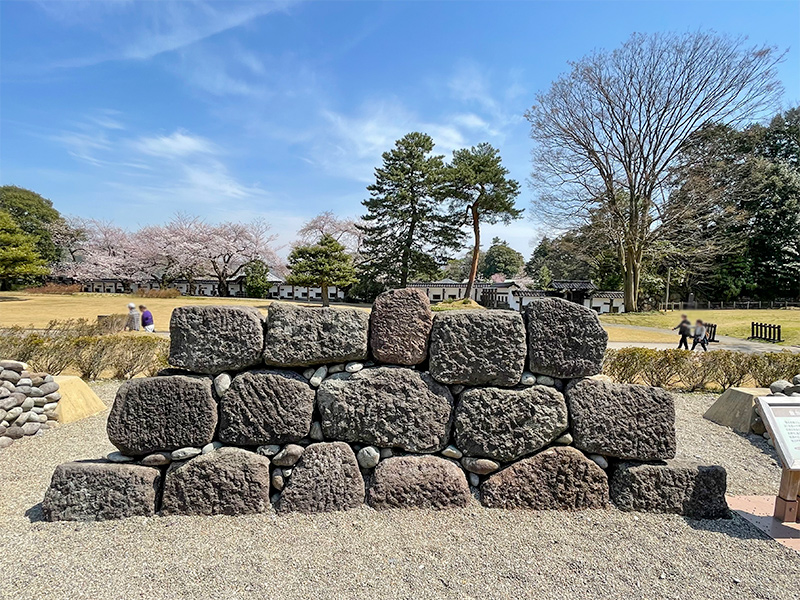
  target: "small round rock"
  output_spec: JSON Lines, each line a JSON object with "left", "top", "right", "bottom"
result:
{"left": 272, "top": 444, "right": 304, "bottom": 467}
{"left": 345, "top": 362, "right": 364, "bottom": 373}
{"left": 357, "top": 446, "right": 380, "bottom": 469}
{"left": 309, "top": 421, "right": 324, "bottom": 441}
{"left": 461, "top": 457, "right": 500, "bottom": 475}
{"left": 309, "top": 366, "right": 328, "bottom": 388}
{"left": 468, "top": 473, "right": 480, "bottom": 488}
{"left": 520, "top": 372, "right": 537, "bottom": 386}
{"left": 257, "top": 444, "right": 281, "bottom": 457}
{"left": 171, "top": 447, "right": 202, "bottom": 461}
{"left": 202, "top": 441, "right": 223, "bottom": 454}
{"left": 441, "top": 445, "right": 463, "bottom": 459}
{"left": 107, "top": 451, "right": 135, "bottom": 463}
{"left": 141, "top": 452, "right": 171, "bottom": 466}
{"left": 588, "top": 454, "right": 609, "bottom": 469}
{"left": 213, "top": 373, "right": 232, "bottom": 397}
{"left": 554, "top": 432, "right": 574, "bottom": 445}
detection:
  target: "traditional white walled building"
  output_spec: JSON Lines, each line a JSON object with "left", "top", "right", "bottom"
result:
{"left": 583, "top": 290, "right": 626, "bottom": 314}
{"left": 72, "top": 272, "right": 346, "bottom": 302}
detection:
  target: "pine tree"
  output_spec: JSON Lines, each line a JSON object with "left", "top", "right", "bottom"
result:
{"left": 286, "top": 234, "right": 358, "bottom": 307}
{"left": 0, "top": 210, "right": 49, "bottom": 290}
{"left": 444, "top": 143, "right": 522, "bottom": 299}
{"left": 359, "top": 132, "right": 464, "bottom": 288}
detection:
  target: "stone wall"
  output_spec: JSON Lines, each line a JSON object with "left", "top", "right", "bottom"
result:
{"left": 1, "top": 360, "right": 61, "bottom": 449}
{"left": 42, "top": 290, "right": 729, "bottom": 521}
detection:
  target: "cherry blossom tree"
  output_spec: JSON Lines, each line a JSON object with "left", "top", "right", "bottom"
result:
{"left": 196, "top": 219, "right": 279, "bottom": 296}
{"left": 295, "top": 211, "right": 363, "bottom": 259}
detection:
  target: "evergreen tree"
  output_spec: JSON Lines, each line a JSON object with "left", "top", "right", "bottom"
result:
{"left": 0, "top": 186, "right": 62, "bottom": 263}
{"left": 536, "top": 265, "right": 552, "bottom": 289}
{"left": 481, "top": 237, "right": 524, "bottom": 278}
{"left": 359, "top": 132, "right": 463, "bottom": 288}
{"left": 0, "top": 210, "right": 49, "bottom": 290}
{"left": 444, "top": 143, "right": 521, "bottom": 298}
{"left": 286, "top": 234, "right": 358, "bottom": 307}
{"left": 244, "top": 259, "right": 273, "bottom": 298}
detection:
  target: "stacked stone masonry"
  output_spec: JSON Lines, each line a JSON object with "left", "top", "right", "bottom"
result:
{"left": 42, "top": 295, "right": 730, "bottom": 521}
{"left": 0, "top": 360, "right": 61, "bottom": 450}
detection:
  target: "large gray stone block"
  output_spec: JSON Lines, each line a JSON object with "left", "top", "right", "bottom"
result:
{"left": 277, "top": 442, "right": 364, "bottom": 513}
{"left": 610, "top": 461, "right": 729, "bottom": 519}
{"left": 525, "top": 297, "right": 607, "bottom": 378}
{"left": 566, "top": 378, "right": 676, "bottom": 461}
{"left": 107, "top": 376, "right": 217, "bottom": 456}
{"left": 428, "top": 310, "right": 526, "bottom": 386}
{"left": 218, "top": 370, "right": 314, "bottom": 446}
{"left": 42, "top": 460, "right": 161, "bottom": 521}
{"left": 160, "top": 447, "right": 273, "bottom": 516}
{"left": 369, "top": 288, "right": 433, "bottom": 365}
{"left": 317, "top": 367, "right": 453, "bottom": 453}
{"left": 263, "top": 303, "right": 369, "bottom": 367}
{"left": 367, "top": 455, "right": 470, "bottom": 510}
{"left": 455, "top": 386, "right": 568, "bottom": 462}
{"left": 480, "top": 447, "right": 609, "bottom": 510}
{"left": 169, "top": 305, "right": 265, "bottom": 374}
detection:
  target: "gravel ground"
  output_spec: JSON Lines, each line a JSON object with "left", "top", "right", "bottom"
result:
{"left": 0, "top": 383, "right": 796, "bottom": 600}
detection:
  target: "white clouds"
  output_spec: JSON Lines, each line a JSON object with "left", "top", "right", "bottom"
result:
{"left": 53, "top": 113, "right": 266, "bottom": 209}
{"left": 43, "top": 1, "right": 294, "bottom": 68}
{"left": 132, "top": 131, "right": 216, "bottom": 158}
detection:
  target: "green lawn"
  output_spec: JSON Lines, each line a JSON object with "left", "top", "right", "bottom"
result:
{"left": 600, "top": 308, "right": 800, "bottom": 346}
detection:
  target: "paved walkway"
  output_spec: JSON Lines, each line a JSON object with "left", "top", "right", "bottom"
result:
{"left": 605, "top": 324, "right": 800, "bottom": 353}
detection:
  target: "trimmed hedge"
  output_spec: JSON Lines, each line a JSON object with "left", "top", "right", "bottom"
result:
{"left": 0, "top": 319, "right": 169, "bottom": 380}
{"left": 602, "top": 347, "right": 800, "bottom": 391}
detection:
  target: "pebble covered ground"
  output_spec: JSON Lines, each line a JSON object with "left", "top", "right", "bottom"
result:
{"left": 0, "top": 382, "right": 797, "bottom": 600}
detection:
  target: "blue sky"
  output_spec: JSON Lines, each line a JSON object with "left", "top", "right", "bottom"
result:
{"left": 2, "top": 1, "right": 799, "bottom": 257}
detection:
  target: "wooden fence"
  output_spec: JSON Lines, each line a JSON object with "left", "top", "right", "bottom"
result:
{"left": 750, "top": 322, "right": 783, "bottom": 343}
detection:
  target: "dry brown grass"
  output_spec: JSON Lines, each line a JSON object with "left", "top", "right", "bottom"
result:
{"left": 0, "top": 292, "right": 369, "bottom": 329}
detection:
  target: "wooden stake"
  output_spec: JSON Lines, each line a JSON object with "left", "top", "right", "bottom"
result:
{"left": 774, "top": 469, "right": 800, "bottom": 523}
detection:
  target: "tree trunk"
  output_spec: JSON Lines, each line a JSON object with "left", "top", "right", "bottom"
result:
{"left": 464, "top": 205, "right": 481, "bottom": 301}
{"left": 321, "top": 283, "right": 330, "bottom": 307}
{"left": 622, "top": 245, "right": 642, "bottom": 312}
{"left": 217, "top": 275, "right": 229, "bottom": 297}
{"left": 400, "top": 219, "right": 416, "bottom": 288}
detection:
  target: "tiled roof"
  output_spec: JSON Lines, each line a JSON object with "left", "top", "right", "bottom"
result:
{"left": 511, "top": 289, "right": 550, "bottom": 297}
{"left": 551, "top": 280, "right": 597, "bottom": 291}
{"left": 588, "top": 290, "right": 624, "bottom": 299}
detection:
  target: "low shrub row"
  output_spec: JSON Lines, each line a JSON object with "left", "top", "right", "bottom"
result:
{"left": 0, "top": 319, "right": 169, "bottom": 380}
{"left": 22, "top": 283, "right": 83, "bottom": 294}
{"left": 602, "top": 347, "right": 800, "bottom": 391}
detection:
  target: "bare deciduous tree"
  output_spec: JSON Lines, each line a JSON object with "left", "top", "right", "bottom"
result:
{"left": 526, "top": 31, "right": 784, "bottom": 310}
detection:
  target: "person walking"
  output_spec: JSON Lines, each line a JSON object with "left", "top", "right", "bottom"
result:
{"left": 124, "top": 302, "right": 141, "bottom": 331}
{"left": 139, "top": 305, "right": 155, "bottom": 333}
{"left": 691, "top": 319, "right": 708, "bottom": 351}
{"left": 673, "top": 314, "right": 692, "bottom": 350}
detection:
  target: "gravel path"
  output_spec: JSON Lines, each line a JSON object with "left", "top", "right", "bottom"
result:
{"left": 0, "top": 383, "right": 796, "bottom": 600}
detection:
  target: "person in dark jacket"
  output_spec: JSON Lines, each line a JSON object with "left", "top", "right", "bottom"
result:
{"left": 673, "top": 314, "right": 691, "bottom": 350}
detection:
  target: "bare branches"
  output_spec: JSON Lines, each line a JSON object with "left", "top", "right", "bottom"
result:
{"left": 526, "top": 31, "right": 785, "bottom": 309}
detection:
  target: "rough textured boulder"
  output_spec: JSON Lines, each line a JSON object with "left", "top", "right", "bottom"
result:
{"left": 455, "top": 386, "right": 568, "bottom": 462}
{"left": 278, "top": 442, "right": 364, "bottom": 513}
{"left": 160, "top": 447, "right": 272, "bottom": 516}
{"left": 525, "top": 297, "right": 607, "bottom": 378}
{"left": 367, "top": 455, "right": 470, "bottom": 510}
{"left": 369, "top": 288, "right": 433, "bottom": 365}
{"left": 317, "top": 367, "right": 453, "bottom": 452}
{"left": 218, "top": 370, "right": 314, "bottom": 446}
{"left": 107, "top": 376, "right": 217, "bottom": 456}
{"left": 263, "top": 303, "right": 369, "bottom": 367}
{"left": 610, "top": 461, "right": 729, "bottom": 519}
{"left": 566, "top": 378, "right": 676, "bottom": 461}
{"left": 42, "top": 461, "right": 161, "bottom": 521}
{"left": 428, "top": 310, "right": 526, "bottom": 386}
{"left": 480, "top": 447, "right": 609, "bottom": 510}
{"left": 169, "top": 306, "right": 264, "bottom": 374}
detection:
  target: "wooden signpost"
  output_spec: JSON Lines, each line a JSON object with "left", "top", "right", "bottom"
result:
{"left": 757, "top": 397, "right": 800, "bottom": 522}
